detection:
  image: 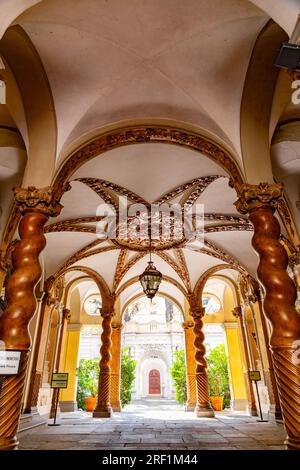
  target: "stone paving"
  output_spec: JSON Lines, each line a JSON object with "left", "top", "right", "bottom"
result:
{"left": 17, "top": 399, "right": 287, "bottom": 450}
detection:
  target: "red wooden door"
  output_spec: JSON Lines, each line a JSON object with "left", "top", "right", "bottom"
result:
{"left": 149, "top": 369, "right": 161, "bottom": 395}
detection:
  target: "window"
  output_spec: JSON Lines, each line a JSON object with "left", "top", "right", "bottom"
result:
{"left": 84, "top": 295, "right": 101, "bottom": 316}
{"left": 202, "top": 293, "right": 221, "bottom": 314}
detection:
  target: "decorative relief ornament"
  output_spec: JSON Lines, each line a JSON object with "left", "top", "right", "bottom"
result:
{"left": 14, "top": 186, "right": 64, "bottom": 217}
{"left": 234, "top": 182, "right": 284, "bottom": 214}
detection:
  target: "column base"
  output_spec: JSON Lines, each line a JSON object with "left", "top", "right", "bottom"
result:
{"left": 23, "top": 406, "right": 40, "bottom": 416}
{"left": 267, "top": 404, "right": 283, "bottom": 423}
{"left": 93, "top": 406, "right": 112, "bottom": 418}
{"left": 231, "top": 399, "right": 248, "bottom": 412}
{"left": 185, "top": 402, "right": 196, "bottom": 412}
{"left": 285, "top": 436, "right": 300, "bottom": 450}
{"left": 248, "top": 402, "right": 258, "bottom": 417}
{"left": 0, "top": 436, "right": 19, "bottom": 450}
{"left": 111, "top": 401, "right": 121, "bottom": 412}
{"left": 59, "top": 401, "right": 78, "bottom": 412}
{"left": 196, "top": 405, "right": 215, "bottom": 418}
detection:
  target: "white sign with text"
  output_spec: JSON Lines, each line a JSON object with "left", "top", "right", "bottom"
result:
{"left": 0, "top": 351, "right": 21, "bottom": 375}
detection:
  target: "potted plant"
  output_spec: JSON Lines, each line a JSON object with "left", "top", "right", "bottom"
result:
{"left": 207, "top": 344, "right": 230, "bottom": 411}
{"left": 77, "top": 359, "right": 99, "bottom": 412}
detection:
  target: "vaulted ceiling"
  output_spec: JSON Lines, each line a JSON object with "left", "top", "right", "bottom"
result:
{"left": 0, "top": 0, "right": 299, "bottom": 311}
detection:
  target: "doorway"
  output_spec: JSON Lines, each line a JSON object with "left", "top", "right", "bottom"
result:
{"left": 149, "top": 369, "right": 161, "bottom": 395}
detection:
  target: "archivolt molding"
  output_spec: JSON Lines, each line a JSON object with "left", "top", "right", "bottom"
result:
{"left": 52, "top": 125, "right": 244, "bottom": 198}
{"left": 47, "top": 265, "right": 112, "bottom": 307}
{"left": 193, "top": 264, "right": 246, "bottom": 300}
{"left": 208, "top": 274, "right": 241, "bottom": 307}
{"left": 62, "top": 275, "right": 95, "bottom": 310}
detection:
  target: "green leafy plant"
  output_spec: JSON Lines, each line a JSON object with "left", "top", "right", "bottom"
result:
{"left": 121, "top": 347, "right": 137, "bottom": 406}
{"left": 76, "top": 358, "right": 99, "bottom": 410}
{"left": 170, "top": 348, "right": 187, "bottom": 405}
{"left": 207, "top": 344, "right": 230, "bottom": 408}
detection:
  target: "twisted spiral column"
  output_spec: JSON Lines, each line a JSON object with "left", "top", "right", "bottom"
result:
{"left": 235, "top": 182, "right": 300, "bottom": 449}
{"left": 0, "top": 211, "right": 49, "bottom": 449}
{"left": 93, "top": 312, "right": 113, "bottom": 418}
{"left": 182, "top": 322, "right": 197, "bottom": 411}
{"left": 0, "top": 186, "right": 62, "bottom": 450}
{"left": 192, "top": 308, "right": 214, "bottom": 417}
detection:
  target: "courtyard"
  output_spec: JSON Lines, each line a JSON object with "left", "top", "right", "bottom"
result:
{"left": 17, "top": 399, "right": 286, "bottom": 451}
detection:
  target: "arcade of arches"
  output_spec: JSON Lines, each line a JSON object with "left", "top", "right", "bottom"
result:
{"left": 0, "top": 0, "right": 300, "bottom": 451}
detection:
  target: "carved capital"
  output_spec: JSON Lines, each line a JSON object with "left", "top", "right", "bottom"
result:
{"left": 232, "top": 306, "right": 242, "bottom": 318}
{"left": 62, "top": 308, "right": 71, "bottom": 321}
{"left": 239, "top": 274, "right": 261, "bottom": 305}
{"left": 190, "top": 307, "right": 206, "bottom": 319}
{"left": 182, "top": 321, "right": 194, "bottom": 330}
{"left": 234, "top": 182, "right": 283, "bottom": 215}
{"left": 100, "top": 307, "right": 114, "bottom": 318}
{"left": 14, "top": 186, "right": 64, "bottom": 217}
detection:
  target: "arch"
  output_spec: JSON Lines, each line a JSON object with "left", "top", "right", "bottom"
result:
{"left": 240, "top": 20, "right": 288, "bottom": 184}
{"left": 206, "top": 274, "right": 241, "bottom": 307}
{"left": 116, "top": 274, "right": 189, "bottom": 299}
{"left": 121, "top": 291, "right": 185, "bottom": 321}
{"left": 62, "top": 275, "right": 99, "bottom": 310}
{"left": 1, "top": 25, "right": 57, "bottom": 186}
{"left": 52, "top": 125, "right": 244, "bottom": 200}
{"left": 193, "top": 264, "right": 244, "bottom": 300}
{"left": 47, "top": 265, "right": 112, "bottom": 308}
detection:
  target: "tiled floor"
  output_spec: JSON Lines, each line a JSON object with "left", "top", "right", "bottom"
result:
{"left": 18, "top": 399, "right": 286, "bottom": 450}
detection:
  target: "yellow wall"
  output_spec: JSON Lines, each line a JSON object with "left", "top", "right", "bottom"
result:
{"left": 60, "top": 325, "right": 81, "bottom": 401}
{"left": 225, "top": 325, "right": 247, "bottom": 400}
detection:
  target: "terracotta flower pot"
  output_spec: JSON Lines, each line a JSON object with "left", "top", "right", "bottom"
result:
{"left": 85, "top": 396, "right": 97, "bottom": 412}
{"left": 210, "top": 396, "right": 224, "bottom": 411}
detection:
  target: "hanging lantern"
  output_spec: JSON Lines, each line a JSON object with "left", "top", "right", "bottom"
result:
{"left": 139, "top": 261, "right": 162, "bottom": 300}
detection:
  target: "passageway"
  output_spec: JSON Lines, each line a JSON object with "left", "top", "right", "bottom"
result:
{"left": 18, "top": 399, "right": 286, "bottom": 450}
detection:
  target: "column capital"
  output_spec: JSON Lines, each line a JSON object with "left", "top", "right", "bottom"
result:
{"left": 100, "top": 307, "right": 114, "bottom": 318}
{"left": 13, "top": 185, "right": 68, "bottom": 217}
{"left": 232, "top": 306, "right": 242, "bottom": 318}
{"left": 239, "top": 274, "right": 262, "bottom": 305}
{"left": 182, "top": 321, "right": 194, "bottom": 330}
{"left": 62, "top": 308, "right": 71, "bottom": 321}
{"left": 190, "top": 307, "right": 206, "bottom": 319}
{"left": 234, "top": 182, "right": 283, "bottom": 215}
